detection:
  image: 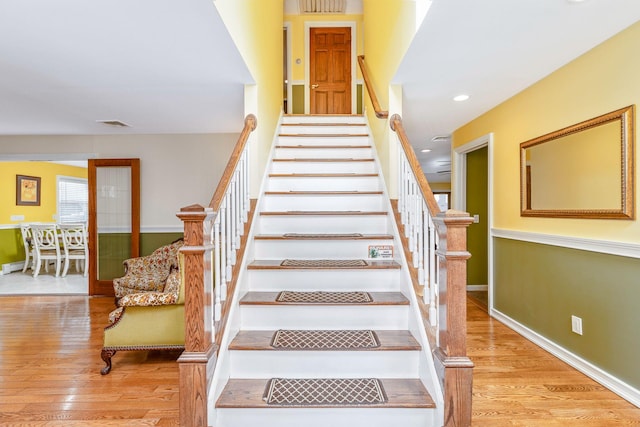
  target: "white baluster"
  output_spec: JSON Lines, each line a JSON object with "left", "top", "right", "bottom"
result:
{"left": 429, "top": 215, "right": 437, "bottom": 327}
{"left": 235, "top": 169, "right": 242, "bottom": 248}
{"left": 213, "top": 217, "right": 223, "bottom": 316}
{"left": 416, "top": 200, "right": 425, "bottom": 279}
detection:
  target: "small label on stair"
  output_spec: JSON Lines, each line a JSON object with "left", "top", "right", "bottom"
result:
{"left": 368, "top": 245, "right": 393, "bottom": 259}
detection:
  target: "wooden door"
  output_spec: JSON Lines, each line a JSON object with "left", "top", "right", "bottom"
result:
{"left": 88, "top": 159, "right": 140, "bottom": 296}
{"left": 310, "top": 27, "right": 351, "bottom": 114}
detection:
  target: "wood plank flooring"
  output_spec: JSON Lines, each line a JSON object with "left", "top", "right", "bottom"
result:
{"left": 1, "top": 295, "right": 639, "bottom": 425}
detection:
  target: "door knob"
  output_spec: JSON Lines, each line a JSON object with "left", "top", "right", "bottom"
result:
{"left": 311, "top": 84, "right": 319, "bottom": 89}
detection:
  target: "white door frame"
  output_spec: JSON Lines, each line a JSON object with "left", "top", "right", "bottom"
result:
{"left": 453, "top": 133, "right": 494, "bottom": 310}
{"left": 304, "top": 21, "right": 357, "bottom": 114}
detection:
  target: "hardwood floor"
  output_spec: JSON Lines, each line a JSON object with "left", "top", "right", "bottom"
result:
{"left": 1, "top": 295, "right": 639, "bottom": 425}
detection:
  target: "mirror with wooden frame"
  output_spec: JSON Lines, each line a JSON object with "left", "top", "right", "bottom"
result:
{"left": 520, "top": 105, "right": 635, "bottom": 219}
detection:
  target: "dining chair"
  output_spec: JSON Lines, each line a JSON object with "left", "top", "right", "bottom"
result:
{"left": 30, "top": 223, "right": 63, "bottom": 278}
{"left": 19, "top": 224, "right": 35, "bottom": 273}
{"left": 58, "top": 223, "right": 88, "bottom": 277}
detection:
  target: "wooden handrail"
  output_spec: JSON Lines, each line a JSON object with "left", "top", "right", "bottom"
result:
{"left": 209, "top": 114, "right": 257, "bottom": 210}
{"left": 390, "top": 114, "right": 440, "bottom": 216}
{"left": 177, "top": 114, "right": 257, "bottom": 427}
{"left": 390, "top": 113, "right": 474, "bottom": 427}
{"left": 357, "top": 55, "right": 388, "bottom": 119}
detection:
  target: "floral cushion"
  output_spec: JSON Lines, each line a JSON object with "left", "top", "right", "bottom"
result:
{"left": 108, "top": 307, "right": 124, "bottom": 324}
{"left": 113, "top": 240, "right": 183, "bottom": 298}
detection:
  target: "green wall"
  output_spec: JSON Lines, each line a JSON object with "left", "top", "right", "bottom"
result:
{"left": 494, "top": 238, "right": 640, "bottom": 388}
{"left": 466, "top": 147, "right": 488, "bottom": 286}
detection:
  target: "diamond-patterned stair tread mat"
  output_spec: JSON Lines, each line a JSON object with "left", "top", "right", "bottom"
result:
{"left": 270, "top": 330, "right": 380, "bottom": 350}
{"left": 283, "top": 233, "right": 363, "bottom": 239}
{"left": 276, "top": 291, "right": 373, "bottom": 304}
{"left": 280, "top": 259, "right": 368, "bottom": 268}
{"left": 263, "top": 378, "right": 388, "bottom": 406}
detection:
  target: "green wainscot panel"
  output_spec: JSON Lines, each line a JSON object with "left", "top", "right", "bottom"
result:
{"left": 0, "top": 228, "right": 23, "bottom": 266}
{"left": 494, "top": 237, "right": 640, "bottom": 388}
{"left": 98, "top": 232, "right": 184, "bottom": 280}
{"left": 357, "top": 84, "right": 363, "bottom": 115}
{"left": 292, "top": 85, "right": 305, "bottom": 114}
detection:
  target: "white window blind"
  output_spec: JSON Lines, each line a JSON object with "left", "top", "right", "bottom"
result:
{"left": 57, "top": 176, "right": 88, "bottom": 224}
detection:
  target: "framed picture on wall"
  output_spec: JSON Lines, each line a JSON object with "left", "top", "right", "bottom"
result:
{"left": 16, "top": 175, "right": 41, "bottom": 206}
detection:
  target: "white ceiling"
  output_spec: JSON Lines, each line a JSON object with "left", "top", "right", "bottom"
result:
{"left": 0, "top": 0, "right": 252, "bottom": 135}
{"left": 396, "top": 0, "right": 640, "bottom": 183}
{"left": 1, "top": 0, "right": 639, "bottom": 184}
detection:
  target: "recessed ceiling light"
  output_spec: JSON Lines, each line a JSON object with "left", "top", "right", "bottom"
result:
{"left": 453, "top": 94, "right": 470, "bottom": 102}
{"left": 421, "top": 149, "right": 432, "bottom": 153}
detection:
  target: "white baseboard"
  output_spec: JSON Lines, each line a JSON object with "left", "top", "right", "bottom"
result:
{"left": 491, "top": 308, "right": 640, "bottom": 408}
{"left": 467, "top": 284, "right": 487, "bottom": 291}
{"left": 1, "top": 261, "right": 25, "bottom": 275}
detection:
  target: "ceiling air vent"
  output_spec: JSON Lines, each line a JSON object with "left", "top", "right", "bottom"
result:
{"left": 299, "top": 0, "right": 346, "bottom": 14}
{"left": 97, "top": 120, "right": 130, "bottom": 128}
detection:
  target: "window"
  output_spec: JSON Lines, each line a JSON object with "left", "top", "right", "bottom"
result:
{"left": 57, "top": 176, "right": 88, "bottom": 224}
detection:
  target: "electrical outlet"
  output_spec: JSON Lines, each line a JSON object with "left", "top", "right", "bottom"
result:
{"left": 10, "top": 215, "right": 25, "bottom": 221}
{"left": 473, "top": 214, "right": 480, "bottom": 223}
{"left": 571, "top": 315, "right": 583, "bottom": 335}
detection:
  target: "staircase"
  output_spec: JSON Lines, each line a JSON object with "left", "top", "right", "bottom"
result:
{"left": 208, "top": 115, "right": 444, "bottom": 426}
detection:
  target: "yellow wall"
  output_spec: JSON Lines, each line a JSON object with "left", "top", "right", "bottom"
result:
{"left": 363, "top": 0, "right": 418, "bottom": 185}
{"left": 215, "top": 0, "right": 284, "bottom": 197}
{"left": 453, "top": 21, "right": 640, "bottom": 243}
{"left": 284, "top": 14, "right": 364, "bottom": 82}
{"left": 0, "top": 162, "right": 87, "bottom": 224}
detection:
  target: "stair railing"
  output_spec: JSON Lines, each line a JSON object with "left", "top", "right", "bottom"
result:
{"left": 357, "top": 55, "right": 388, "bottom": 119}
{"left": 176, "top": 114, "right": 257, "bottom": 427}
{"left": 390, "top": 114, "right": 474, "bottom": 427}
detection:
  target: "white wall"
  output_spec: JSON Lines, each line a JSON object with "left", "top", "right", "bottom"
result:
{"left": 0, "top": 133, "right": 238, "bottom": 231}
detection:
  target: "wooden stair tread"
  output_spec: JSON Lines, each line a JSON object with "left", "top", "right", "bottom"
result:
{"left": 264, "top": 190, "right": 383, "bottom": 195}
{"left": 276, "top": 145, "right": 370, "bottom": 148}
{"left": 216, "top": 378, "right": 435, "bottom": 408}
{"left": 279, "top": 133, "right": 369, "bottom": 137}
{"left": 254, "top": 233, "right": 393, "bottom": 240}
{"left": 281, "top": 123, "right": 366, "bottom": 127}
{"left": 260, "top": 210, "right": 387, "bottom": 216}
{"left": 240, "top": 291, "right": 409, "bottom": 305}
{"left": 247, "top": 259, "right": 401, "bottom": 270}
{"left": 229, "top": 330, "right": 421, "bottom": 351}
{"left": 269, "top": 173, "right": 378, "bottom": 177}
{"left": 272, "top": 158, "right": 375, "bottom": 162}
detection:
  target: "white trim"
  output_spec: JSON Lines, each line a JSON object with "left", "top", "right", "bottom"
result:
{"left": 290, "top": 79, "right": 305, "bottom": 85}
{"left": 467, "top": 284, "right": 487, "bottom": 291}
{"left": 284, "top": 21, "right": 293, "bottom": 115}
{"left": 491, "top": 308, "right": 640, "bottom": 408}
{"left": 141, "top": 226, "right": 184, "bottom": 233}
{"left": 491, "top": 228, "right": 640, "bottom": 259}
{"left": 304, "top": 21, "right": 357, "bottom": 114}
{"left": 0, "top": 224, "right": 182, "bottom": 233}
{"left": 453, "top": 133, "right": 494, "bottom": 309}
{"left": 0, "top": 153, "right": 97, "bottom": 161}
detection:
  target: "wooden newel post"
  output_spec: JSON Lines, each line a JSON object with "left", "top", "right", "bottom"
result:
{"left": 177, "top": 204, "right": 217, "bottom": 427}
{"left": 432, "top": 210, "right": 474, "bottom": 427}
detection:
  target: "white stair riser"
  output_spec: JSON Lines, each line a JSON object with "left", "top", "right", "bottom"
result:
{"left": 240, "top": 306, "right": 409, "bottom": 329}
{"left": 282, "top": 116, "right": 366, "bottom": 125}
{"left": 274, "top": 148, "right": 373, "bottom": 158}
{"left": 270, "top": 161, "right": 377, "bottom": 174}
{"left": 229, "top": 351, "right": 419, "bottom": 378}
{"left": 280, "top": 125, "right": 367, "bottom": 134}
{"left": 257, "top": 215, "right": 389, "bottom": 234}
{"left": 253, "top": 239, "right": 394, "bottom": 259}
{"left": 216, "top": 408, "right": 435, "bottom": 427}
{"left": 246, "top": 269, "right": 401, "bottom": 291}
{"left": 261, "top": 194, "right": 386, "bottom": 211}
{"left": 266, "top": 176, "right": 382, "bottom": 192}
{"left": 277, "top": 136, "right": 369, "bottom": 146}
